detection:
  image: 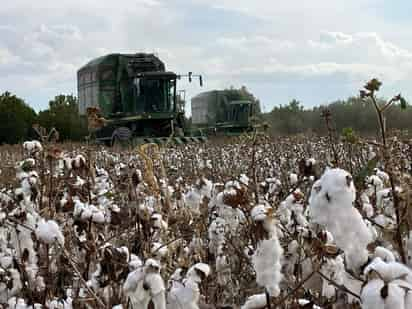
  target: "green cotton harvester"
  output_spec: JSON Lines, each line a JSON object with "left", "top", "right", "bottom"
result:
{"left": 77, "top": 52, "right": 261, "bottom": 146}
{"left": 191, "top": 90, "right": 260, "bottom": 136}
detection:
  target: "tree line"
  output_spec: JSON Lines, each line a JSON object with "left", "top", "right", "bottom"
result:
{"left": 0, "top": 92, "right": 87, "bottom": 144}
{"left": 0, "top": 90, "right": 410, "bottom": 145}
{"left": 263, "top": 97, "right": 412, "bottom": 136}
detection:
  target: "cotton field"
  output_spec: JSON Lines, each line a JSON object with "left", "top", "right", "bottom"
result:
{"left": 0, "top": 134, "right": 412, "bottom": 309}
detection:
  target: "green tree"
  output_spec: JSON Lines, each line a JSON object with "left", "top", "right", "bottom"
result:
{"left": 0, "top": 92, "right": 37, "bottom": 144}
{"left": 37, "top": 94, "right": 88, "bottom": 141}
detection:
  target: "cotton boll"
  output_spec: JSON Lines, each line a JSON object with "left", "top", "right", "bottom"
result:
{"left": 363, "top": 202, "right": 374, "bottom": 218}
{"left": 309, "top": 168, "right": 372, "bottom": 271}
{"left": 298, "top": 299, "right": 321, "bottom": 309}
{"left": 361, "top": 279, "right": 406, "bottom": 309}
{"left": 168, "top": 263, "right": 210, "bottom": 309}
{"left": 321, "top": 255, "right": 345, "bottom": 299}
{"left": 364, "top": 257, "right": 412, "bottom": 284}
{"left": 374, "top": 246, "right": 396, "bottom": 263}
{"left": 374, "top": 168, "right": 390, "bottom": 183}
{"left": 124, "top": 259, "right": 166, "bottom": 309}
{"left": 374, "top": 214, "right": 395, "bottom": 229}
{"left": 23, "top": 140, "right": 43, "bottom": 155}
{"left": 251, "top": 205, "right": 270, "bottom": 222}
{"left": 277, "top": 191, "right": 307, "bottom": 229}
{"left": 129, "top": 254, "right": 143, "bottom": 271}
{"left": 289, "top": 173, "right": 298, "bottom": 185}
{"left": 239, "top": 174, "right": 249, "bottom": 186}
{"left": 251, "top": 211, "right": 287, "bottom": 302}
{"left": 92, "top": 211, "right": 105, "bottom": 224}
{"left": 185, "top": 189, "right": 201, "bottom": 213}
{"left": 366, "top": 175, "right": 384, "bottom": 195}
{"left": 151, "top": 242, "right": 168, "bottom": 259}
{"left": 35, "top": 219, "right": 64, "bottom": 246}
{"left": 365, "top": 220, "right": 378, "bottom": 242}
{"left": 151, "top": 213, "right": 168, "bottom": 233}
{"left": 252, "top": 237, "right": 283, "bottom": 297}
{"left": 208, "top": 217, "right": 226, "bottom": 255}
{"left": 376, "top": 188, "right": 392, "bottom": 210}
{"left": 198, "top": 177, "right": 213, "bottom": 198}
{"left": 241, "top": 293, "right": 267, "bottom": 309}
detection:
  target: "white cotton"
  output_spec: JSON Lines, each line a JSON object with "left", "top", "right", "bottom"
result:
{"left": 374, "top": 247, "right": 396, "bottom": 263}
{"left": 151, "top": 242, "right": 168, "bottom": 258}
{"left": 74, "top": 176, "right": 86, "bottom": 187}
{"left": 124, "top": 259, "right": 166, "bottom": 309}
{"left": 277, "top": 191, "right": 307, "bottom": 228}
{"left": 375, "top": 214, "right": 395, "bottom": 229}
{"left": 151, "top": 213, "right": 168, "bottom": 230}
{"left": 23, "top": 140, "right": 43, "bottom": 154}
{"left": 252, "top": 237, "right": 283, "bottom": 297}
{"left": 366, "top": 175, "right": 384, "bottom": 192}
{"left": 376, "top": 188, "right": 392, "bottom": 209}
{"left": 364, "top": 257, "right": 412, "bottom": 284}
{"left": 198, "top": 177, "right": 213, "bottom": 198}
{"left": 374, "top": 168, "right": 390, "bottom": 183}
{"left": 35, "top": 219, "right": 64, "bottom": 246}
{"left": 239, "top": 174, "right": 249, "bottom": 186}
{"left": 298, "top": 299, "right": 321, "bottom": 309}
{"left": 365, "top": 220, "right": 378, "bottom": 242}
{"left": 321, "top": 255, "right": 345, "bottom": 299}
{"left": 306, "top": 158, "right": 316, "bottom": 166}
{"left": 309, "top": 168, "right": 372, "bottom": 270}
{"left": 129, "top": 254, "right": 143, "bottom": 271}
{"left": 168, "top": 263, "right": 210, "bottom": 309}
{"left": 241, "top": 293, "right": 267, "bottom": 309}
{"left": 186, "top": 190, "right": 201, "bottom": 211}
{"left": 361, "top": 278, "right": 405, "bottom": 309}
{"left": 208, "top": 217, "right": 226, "bottom": 255}
{"left": 363, "top": 203, "right": 374, "bottom": 218}
{"left": 224, "top": 180, "right": 241, "bottom": 190}
{"left": 188, "top": 263, "right": 210, "bottom": 279}
{"left": 289, "top": 173, "right": 298, "bottom": 185}
{"left": 48, "top": 296, "right": 73, "bottom": 308}
{"left": 92, "top": 211, "right": 105, "bottom": 224}
{"left": 251, "top": 205, "right": 270, "bottom": 222}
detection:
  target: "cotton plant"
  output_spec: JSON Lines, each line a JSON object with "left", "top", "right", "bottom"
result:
{"left": 250, "top": 204, "right": 283, "bottom": 298}
{"left": 23, "top": 140, "right": 43, "bottom": 157}
{"left": 361, "top": 257, "right": 412, "bottom": 309}
{"left": 35, "top": 219, "right": 65, "bottom": 246}
{"left": 209, "top": 181, "right": 246, "bottom": 233}
{"left": 123, "top": 258, "right": 166, "bottom": 309}
{"left": 207, "top": 217, "right": 226, "bottom": 256}
{"left": 167, "top": 263, "right": 210, "bottom": 309}
{"left": 277, "top": 189, "right": 308, "bottom": 232}
{"left": 309, "top": 168, "right": 373, "bottom": 271}
{"left": 319, "top": 254, "right": 362, "bottom": 304}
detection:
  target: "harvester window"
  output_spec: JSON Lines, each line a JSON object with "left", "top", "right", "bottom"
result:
{"left": 138, "top": 79, "right": 173, "bottom": 113}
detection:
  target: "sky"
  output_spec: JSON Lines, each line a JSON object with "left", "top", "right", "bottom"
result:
{"left": 1, "top": 0, "right": 412, "bottom": 113}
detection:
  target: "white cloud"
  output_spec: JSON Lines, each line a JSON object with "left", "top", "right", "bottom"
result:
{"left": 0, "top": 0, "right": 411, "bottom": 110}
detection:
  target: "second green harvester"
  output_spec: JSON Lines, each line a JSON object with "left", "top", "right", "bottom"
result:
{"left": 191, "top": 90, "right": 260, "bottom": 135}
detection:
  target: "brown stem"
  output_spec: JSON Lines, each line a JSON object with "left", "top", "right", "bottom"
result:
{"left": 370, "top": 94, "right": 406, "bottom": 263}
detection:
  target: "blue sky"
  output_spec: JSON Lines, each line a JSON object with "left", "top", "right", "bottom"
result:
{"left": 0, "top": 0, "right": 411, "bottom": 114}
